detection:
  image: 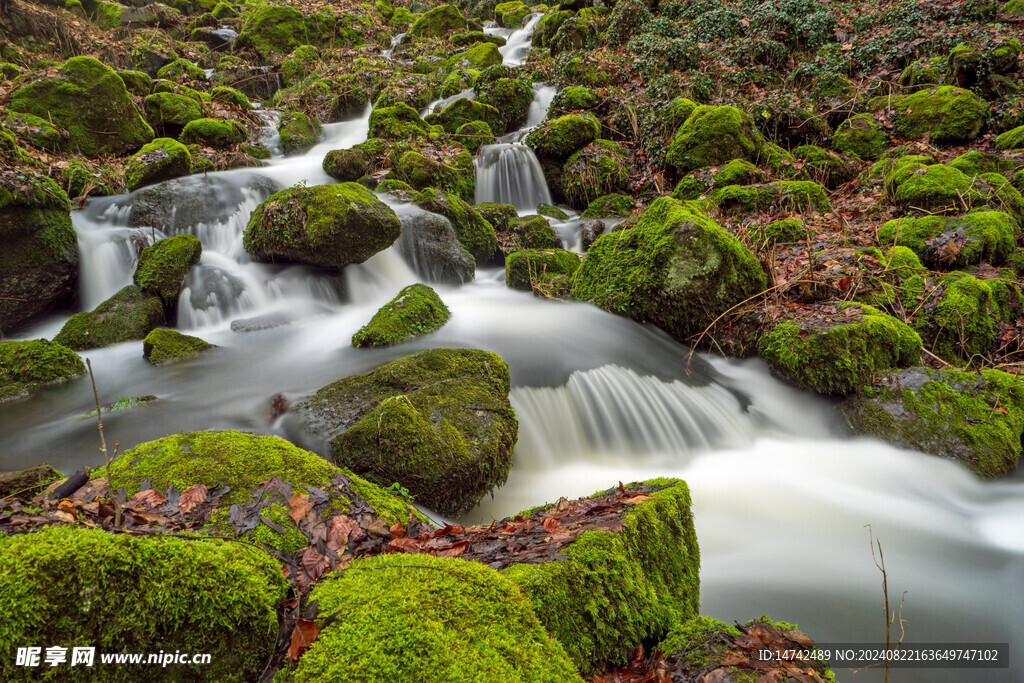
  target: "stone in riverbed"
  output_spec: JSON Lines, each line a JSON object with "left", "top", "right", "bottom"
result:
{"left": 394, "top": 210, "right": 476, "bottom": 285}
{"left": 412, "top": 187, "right": 496, "bottom": 262}
{"left": 133, "top": 234, "right": 202, "bottom": 311}
{"left": 0, "top": 339, "right": 84, "bottom": 402}
{"left": 0, "top": 464, "right": 62, "bottom": 497}
{"left": 143, "top": 328, "right": 215, "bottom": 364}
{"left": 351, "top": 284, "right": 450, "bottom": 348}
{"left": 53, "top": 285, "right": 165, "bottom": 351}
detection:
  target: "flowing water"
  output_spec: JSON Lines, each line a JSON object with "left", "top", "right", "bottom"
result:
{"left": 2, "top": 23, "right": 1022, "bottom": 683}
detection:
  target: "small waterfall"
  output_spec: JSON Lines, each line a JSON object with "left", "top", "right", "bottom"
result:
{"left": 421, "top": 88, "right": 475, "bottom": 118}
{"left": 510, "top": 365, "right": 757, "bottom": 466}
{"left": 525, "top": 84, "right": 557, "bottom": 130}
{"left": 383, "top": 32, "right": 405, "bottom": 59}
{"left": 392, "top": 205, "right": 475, "bottom": 286}
{"left": 343, "top": 247, "right": 420, "bottom": 305}
{"left": 499, "top": 13, "right": 543, "bottom": 66}
{"left": 475, "top": 143, "right": 552, "bottom": 210}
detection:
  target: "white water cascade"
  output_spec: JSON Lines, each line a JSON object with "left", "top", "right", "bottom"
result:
{"left": 474, "top": 144, "right": 552, "bottom": 210}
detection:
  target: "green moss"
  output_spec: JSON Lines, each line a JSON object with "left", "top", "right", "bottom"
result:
{"left": 278, "top": 111, "right": 322, "bottom": 156}
{"left": 832, "top": 114, "right": 887, "bottom": 160}
{"left": 133, "top": 234, "right": 202, "bottom": 308}
{"left": 659, "top": 617, "right": 742, "bottom": 669}
{"left": 322, "top": 148, "right": 369, "bottom": 182}
{"left": 409, "top": 4, "right": 467, "bottom": 36}
{"left": 503, "top": 479, "right": 700, "bottom": 673}
{"left": 495, "top": 0, "right": 530, "bottom": 27}
{"left": 281, "top": 45, "right": 321, "bottom": 87}
{"left": 714, "top": 158, "right": 765, "bottom": 188}
{"left": 117, "top": 69, "right": 152, "bottom": 96}
{"left": 581, "top": 193, "right": 633, "bottom": 219}
{"left": 143, "top": 92, "right": 205, "bottom": 136}
{"left": 236, "top": 5, "right": 341, "bottom": 62}
{"left": 474, "top": 202, "right": 519, "bottom": 233}
{"left": 867, "top": 86, "right": 988, "bottom": 143}
{"left": 996, "top": 124, "right": 1024, "bottom": 150}
{"left": 210, "top": 86, "right": 252, "bottom": 110}
{"left": 793, "top": 144, "right": 858, "bottom": 188}
{"left": 244, "top": 182, "right": 401, "bottom": 270}
{"left": 9, "top": 56, "right": 154, "bottom": 157}
{"left": 550, "top": 85, "right": 597, "bottom": 115}
{"left": 878, "top": 211, "right": 1017, "bottom": 267}
{"left": 433, "top": 97, "right": 502, "bottom": 135}
{"left": 842, "top": 367, "right": 1024, "bottom": 478}
{"left": 671, "top": 175, "right": 712, "bottom": 201}
{"left": 295, "top": 554, "right": 583, "bottom": 682}
{"left": 156, "top": 58, "right": 206, "bottom": 82}
{"left": 666, "top": 105, "right": 764, "bottom": 174}
{"left": 242, "top": 144, "right": 272, "bottom": 160}
{"left": 749, "top": 218, "right": 805, "bottom": 244}
{"left": 562, "top": 139, "right": 629, "bottom": 210}
{"left": 758, "top": 303, "right": 923, "bottom": 396}
{"left": 891, "top": 163, "right": 983, "bottom": 211}
{"left": 712, "top": 180, "right": 831, "bottom": 214}
{"left": 525, "top": 114, "right": 601, "bottom": 161}
{"left": 296, "top": 348, "right": 517, "bottom": 517}
{"left": 180, "top": 117, "right": 247, "bottom": 148}
{"left": 2, "top": 111, "right": 65, "bottom": 152}
{"left": 538, "top": 203, "right": 571, "bottom": 220}
{"left": 0, "top": 526, "right": 287, "bottom": 683}
{"left": 368, "top": 102, "right": 430, "bottom": 140}
{"left": 900, "top": 57, "right": 943, "bottom": 88}
{"left": 534, "top": 9, "right": 573, "bottom": 47}
{"left": 412, "top": 187, "right": 496, "bottom": 260}
{"left": 909, "top": 272, "right": 1015, "bottom": 362}
{"left": 352, "top": 283, "right": 450, "bottom": 347}
{"left": 571, "top": 198, "right": 766, "bottom": 344}
{"left": 53, "top": 286, "right": 165, "bottom": 351}
{"left": 505, "top": 249, "right": 580, "bottom": 295}
{"left": 395, "top": 149, "right": 476, "bottom": 202}
{"left": 211, "top": 1, "right": 236, "bottom": 18}
{"left": 0, "top": 339, "right": 84, "bottom": 402}
{"left": 143, "top": 328, "right": 214, "bottom": 364}
{"left": 125, "top": 138, "right": 193, "bottom": 192}
{"left": 454, "top": 120, "right": 494, "bottom": 153}
{"left": 446, "top": 41, "right": 502, "bottom": 71}
{"left": 948, "top": 150, "right": 1019, "bottom": 177}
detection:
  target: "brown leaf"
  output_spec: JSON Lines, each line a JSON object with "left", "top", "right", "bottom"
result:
{"left": 387, "top": 537, "right": 422, "bottom": 554}
{"left": 837, "top": 276, "right": 853, "bottom": 293}
{"left": 299, "top": 547, "right": 329, "bottom": 582}
{"left": 389, "top": 522, "right": 407, "bottom": 538}
{"left": 435, "top": 540, "right": 467, "bottom": 557}
{"left": 288, "top": 492, "right": 313, "bottom": 525}
{"left": 179, "top": 483, "right": 208, "bottom": 514}
{"left": 327, "top": 514, "right": 362, "bottom": 551}
{"left": 622, "top": 494, "right": 654, "bottom": 505}
{"left": 288, "top": 618, "right": 319, "bottom": 661}
{"left": 128, "top": 488, "right": 167, "bottom": 509}
{"left": 542, "top": 516, "right": 560, "bottom": 532}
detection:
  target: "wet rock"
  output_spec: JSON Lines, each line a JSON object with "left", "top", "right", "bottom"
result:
{"left": 395, "top": 210, "right": 476, "bottom": 285}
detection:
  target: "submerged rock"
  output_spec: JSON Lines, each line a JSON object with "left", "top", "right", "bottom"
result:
{"left": 395, "top": 210, "right": 476, "bottom": 285}
{"left": 289, "top": 348, "right": 518, "bottom": 517}
{"left": 0, "top": 339, "right": 84, "bottom": 402}
{"left": 142, "top": 328, "right": 214, "bottom": 364}
{"left": 412, "top": 187, "right": 497, "bottom": 262}
{"left": 352, "top": 284, "right": 450, "bottom": 348}
{"left": 125, "top": 173, "right": 279, "bottom": 235}
{"left": 53, "top": 285, "right": 165, "bottom": 351}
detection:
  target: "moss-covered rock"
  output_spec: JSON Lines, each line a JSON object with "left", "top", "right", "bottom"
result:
{"left": 579, "top": 193, "right": 632, "bottom": 219}
{"left": 793, "top": 144, "right": 858, "bottom": 189}
{"left": 0, "top": 173, "right": 78, "bottom": 333}
{"left": 295, "top": 554, "right": 583, "bottom": 682}
{"left": 412, "top": 187, "right": 497, "bottom": 261}
{"left": 433, "top": 97, "right": 503, "bottom": 134}
{"left": 8, "top": 56, "right": 154, "bottom": 157}
{"left": 281, "top": 45, "right": 321, "bottom": 87}
{"left": 878, "top": 211, "right": 1017, "bottom": 268}
{"left": 666, "top": 105, "right": 764, "bottom": 174}
{"left": 515, "top": 215, "right": 561, "bottom": 249}
{"left": 713, "top": 158, "right": 765, "bottom": 188}
{"left": 562, "top": 139, "right": 629, "bottom": 210}
{"left": 0, "top": 339, "right": 84, "bottom": 402}
{"left": 525, "top": 113, "right": 601, "bottom": 161}
{"left": 351, "top": 283, "right": 450, "bottom": 347}
{"left": 571, "top": 198, "right": 766, "bottom": 344}
{"left": 235, "top": 5, "right": 340, "bottom": 61}
{"left": 322, "top": 148, "right": 369, "bottom": 182}
{"left": 758, "top": 303, "right": 923, "bottom": 396}
{"left": 995, "top": 124, "right": 1024, "bottom": 150}
{"left": 117, "top": 69, "right": 153, "bottom": 96}
{"left": 0, "top": 526, "right": 287, "bottom": 683}
{"left": 368, "top": 102, "right": 431, "bottom": 140}
{"left": 712, "top": 180, "right": 831, "bottom": 214}
{"left": 157, "top": 58, "right": 206, "bottom": 82}
{"left": 278, "top": 111, "right": 323, "bottom": 156}
{"left": 749, "top": 218, "right": 806, "bottom": 245}
{"left": 948, "top": 150, "right": 1020, "bottom": 177}
{"left": 125, "top": 138, "right": 193, "bottom": 192}
{"left": 211, "top": 85, "right": 252, "bottom": 110}
{"left": 53, "top": 285, "right": 165, "bottom": 351}
{"left": 841, "top": 367, "right": 1024, "bottom": 478}
{"left": 2, "top": 111, "right": 67, "bottom": 152}
{"left": 142, "top": 327, "right": 214, "bottom": 364}
{"left": 143, "top": 91, "right": 205, "bottom": 138}
{"left": 495, "top": 0, "right": 530, "bottom": 27}
{"left": 504, "top": 479, "right": 699, "bottom": 673}
{"left": 505, "top": 249, "right": 581, "bottom": 295}
{"left": 393, "top": 149, "right": 476, "bottom": 202}
{"left": 891, "top": 163, "right": 984, "bottom": 212}
{"left": 538, "top": 203, "right": 571, "bottom": 220}
{"left": 867, "top": 86, "right": 988, "bottom": 143}
{"left": 454, "top": 120, "right": 494, "bottom": 153}
{"left": 290, "top": 348, "right": 517, "bottom": 517}
{"left": 409, "top": 4, "right": 467, "bottom": 36}
{"left": 475, "top": 76, "right": 533, "bottom": 133}
{"left": 0, "top": 463, "right": 62, "bottom": 497}
{"left": 670, "top": 175, "right": 713, "bottom": 201}
{"left": 832, "top": 113, "right": 888, "bottom": 160}
{"left": 244, "top": 182, "right": 401, "bottom": 270}
{"left": 446, "top": 42, "right": 503, "bottom": 70}
{"left": 179, "top": 117, "right": 248, "bottom": 148}
{"left": 133, "top": 234, "right": 202, "bottom": 309}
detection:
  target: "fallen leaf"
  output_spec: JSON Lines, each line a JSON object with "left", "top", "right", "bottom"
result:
{"left": 289, "top": 492, "right": 313, "bottom": 525}
{"left": 288, "top": 618, "right": 319, "bottom": 660}
{"left": 387, "top": 537, "right": 422, "bottom": 554}
{"left": 178, "top": 483, "right": 208, "bottom": 514}
{"left": 128, "top": 488, "right": 167, "bottom": 509}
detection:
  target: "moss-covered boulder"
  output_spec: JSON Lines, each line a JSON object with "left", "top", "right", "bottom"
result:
{"left": 504, "top": 479, "right": 699, "bottom": 673}
{"left": 793, "top": 144, "right": 858, "bottom": 189}
{"left": 525, "top": 114, "right": 601, "bottom": 161}
{"left": 179, "top": 117, "right": 248, "bottom": 148}
{"left": 157, "top": 58, "right": 206, "bottom": 83}
{"left": 295, "top": 554, "right": 583, "bottom": 682}
{"left": 322, "top": 148, "right": 369, "bottom": 182}
{"left": 412, "top": 187, "right": 497, "bottom": 262}
{"left": 832, "top": 113, "right": 887, "bottom": 160}
{"left": 142, "top": 92, "right": 205, "bottom": 138}
{"left": 244, "top": 183, "right": 399, "bottom": 270}
{"left": 867, "top": 86, "right": 988, "bottom": 143}
{"left": 394, "top": 150, "right": 476, "bottom": 202}
{"left": 891, "top": 163, "right": 983, "bottom": 211}
{"left": 712, "top": 158, "right": 765, "bottom": 188}
{"left": 351, "top": 283, "right": 450, "bottom": 347}
{"left": 841, "top": 367, "right": 1024, "bottom": 478}
{"left": 995, "top": 124, "right": 1024, "bottom": 150}
{"left": 581, "top": 193, "right": 633, "bottom": 219}
{"left": 53, "top": 285, "right": 165, "bottom": 351}
{"left": 1, "top": 111, "right": 67, "bottom": 152}
{"left": 758, "top": 303, "right": 923, "bottom": 396}
{"left": 433, "top": 97, "right": 503, "bottom": 135}
{"left": 211, "top": 85, "right": 252, "bottom": 110}
{"left": 446, "top": 42, "right": 503, "bottom": 71}
{"left": 666, "top": 105, "right": 764, "bottom": 174}
{"left": 571, "top": 198, "right": 766, "bottom": 344}
{"left": 235, "top": 5, "right": 341, "bottom": 61}
{"left": 96, "top": 430, "right": 422, "bottom": 552}
{"left": 495, "top": 0, "right": 531, "bottom": 27}
{"left": 289, "top": 348, "right": 517, "bottom": 517}
{"left": 505, "top": 249, "right": 581, "bottom": 295}
{"left": 454, "top": 120, "right": 494, "bottom": 153}
{"left": 475, "top": 76, "right": 533, "bottom": 133}
{"left": 133, "top": 234, "right": 202, "bottom": 309}
{"left": 368, "top": 102, "right": 430, "bottom": 140}
{"left": 712, "top": 180, "right": 831, "bottom": 214}
{"left": 562, "top": 140, "right": 629, "bottom": 210}
{"left": 409, "top": 4, "right": 467, "bottom": 36}
{"left": 0, "top": 339, "right": 84, "bottom": 402}
{"left": 142, "top": 327, "right": 214, "bottom": 364}
{"left": 0, "top": 526, "right": 287, "bottom": 683}
{"left": 278, "top": 111, "right": 323, "bottom": 156}
{"left": 878, "top": 211, "right": 1017, "bottom": 268}
{"left": 0, "top": 173, "right": 78, "bottom": 333}
{"left": 513, "top": 215, "right": 561, "bottom": 250}
{"left": 117, "top": 69, "right": 153, "bottom": 96}
{"left": 8, "top": 56, "right": 154, "bottom": 157}
{"left": 948, "top": 150, "right": 1020, "bottom": 177}
{"left": 125, "top": 138, "right": 193, "bottom": 192}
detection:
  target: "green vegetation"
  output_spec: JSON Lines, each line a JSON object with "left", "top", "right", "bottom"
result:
{"left": 124, "top": 138, "right": 193, "bottom": 192}
{"left": 505, "top": 249, "right": 581, "bottom": 294}
{"left": 133, "top": 234, "right": 202, "bottom": 308}
{"left": 53, "top": 286, "right": 165, "bottom": 351}
{"left": 352, "top": 283, "right": 450, "bottom": 347}
{"left": 179, "top": 118, "right": 248, "bottom": 148}
{"left": 0, "top": 339, "right": 84, "bottom": 402}
{"left": 412, "top": 187, "right": 497, "bottom": 260}
{"left": 143, "top": 328, "right": 214, "bottom": 364}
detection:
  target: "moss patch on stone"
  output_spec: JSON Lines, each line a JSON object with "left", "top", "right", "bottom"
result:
{"left": 351, "top": 283, "right": 450, "bottom": 348}
{"left": 878, "top": 211, "right": 1017, "bottom": 268}
{"left": 412, "top": 187, "right": 496, "bottom": 261}
{"left": 832, "top": 113, "right": 887, "bottom": 160}
{"left": 133, "top": 233, "right": 202, "bottom": 309}
{"left": 125, "top": 138, "right": 193, "bottom": 192}
{"left": 666, "top": 105, "right": 764, "bottom": 174}
{"left": 712, "top": 180, "right": 831, "bottom": 214}
{"left": 53, "top": 285, "right": 165, "bottom": 351}
{"left": 143, "top": 92, "right": 205, "bottom": 138}
{"left": 323, "top": 148, "right": 369, "bottom": 182}
{"left": 891, "top": 163, "right": 984, "bottom": 212}
{"left": 143, "top": 328, "right": 214, "bottom": 364}
{"left": 0, "top": 339, "right": 84, "bottom": 402}
{"left": 368, "top": 102, "right": 430, "bottom": 140}
{"left": 394, "top": 149, "right": 476, "bottom": 202}
{"left": 409, "top": 4, "right": 467, "bottom": 37}
{"left": 278, "top": 111, "right": 323, "bottom": 156}
{"left": 180, "top": 117, "right": 248, "bottom": 148}
{"left": 505, "top": 249, "right": 581, "bottom": 295}
{"left": 867, "top": 86, "right": 988, "bottom": 143}
{"left": 562, "top": 139, "right": 629, "bottom": 210}
{"left": 525, "top": 113, "right": 601, "bottom": 161}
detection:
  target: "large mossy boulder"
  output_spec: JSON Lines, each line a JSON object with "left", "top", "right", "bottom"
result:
{"left": 142, "top": 92, "right": 205, "bottom": 138}
{"left": 408, "top": 4, "right": 467, "bottom": 37}
{"left": 295, "top": 554, "right": 583, "bottom": 682}
{"left": 412, "top": 187, "right": 497, "bottom": 262}
{"left": 289, "top": 348, "right": 518, "bottom": 517}
{"left": 8, "top": 56, "right": 154, "bottom": 157}
{"left": 393, "top": 150, "right": 476, "bottom": 202}
{"left": 0, "top": 526, "right": 288, "bottom": 683}
{"left": 244, "top": 182, "right": 401, "bottom": 270}
{"left": 322, "top": 148, "right": 368, "bottom": 182}
{"left": 143, "top": 327, "right": 214, "bottom": 364}
{"left": 351, "top": 283, "right": 450, "bottom": 348}
{"left": 0, "top": 173, "right": 78, "bottom": 333}
{"left": 841, "top": 367, "right": 1024, "bottom": 478}
{"left": 368, "top": 102, "right": 430, "bottom": 140}
{"left": 133, "top": 234, "right": 202, "bottom": 309}
{"left": 525, "top": 114, "right": 600, "bottom": 161}
{"left": 562, "top": 140, "right": 629, "bottom": 210}
{"left": 758, "top": 303, "right": 923, "bottom": 397}
{"left": 711, "top": 180, "right": 831, "bottom": 214}
{"left": 867, "top": 86, "right": 988, "bottom": 143}
{"left": 475, "top": 76, "right": 533, "bottom": 133}
{"left": 179, "top": 117, "right": 248, "bottom": 147}
{"left": 890, "top": 163, "right": 983, "bottom": 211}
{"left": 504, "top": 479, "right": 699, "bottom": 673}
{"left": 571, "top": 198, "right": 767, "bottom": 344}
{"left": 433, "top": 97, "right": 503, "bottom": 135}
{"left": 235, "top": 5, "right": 343, "bottom": 62}
{"left": 666, "top": 105, "right": 764, "bottom": 174}
{"left": 96, "top": 430, "right": 423, "bottom": 553}
{"left": 278, "top": 111, "right": 323, "bottom": 156}
{"left": 53, "top": 285, "right": 165, "bottom": 351}
{"left": 125, "top": 138, "right": 193, "bottom": 192}
{"left": 878, "top": 211, "right": 1017, "bottom": 268}
{"left": 0, "top": 339, "right": 84, "bottom": 402}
